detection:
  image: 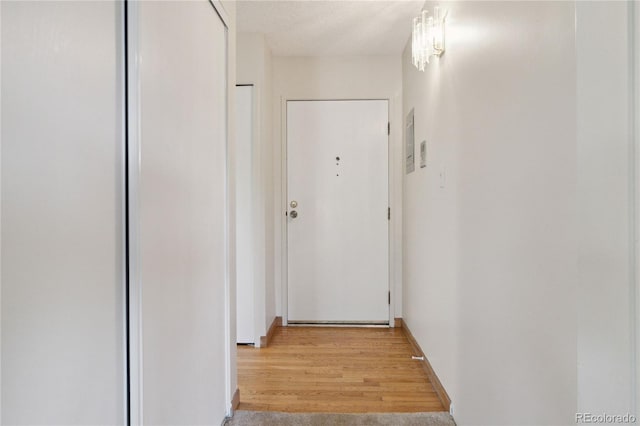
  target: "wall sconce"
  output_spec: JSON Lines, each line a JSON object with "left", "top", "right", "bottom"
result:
{"left": 412, "top": 6, "right": 447, "bottom": 71}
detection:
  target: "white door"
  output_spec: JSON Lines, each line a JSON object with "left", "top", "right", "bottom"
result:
{"left": 133, "top": 1, "right": 228, "bottom": 422}
{"left": 1, "top": 2, "right": 126, "bottom": 423}
{"left": 236, "top": 85, "right": 254, "bottom": 344}
{"left": 287, "top": 100, "right": 389, "bottom": 323}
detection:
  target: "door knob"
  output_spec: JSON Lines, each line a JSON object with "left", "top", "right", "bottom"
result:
{"left": 290, "top": 210, "right": 298, "bottom": 219}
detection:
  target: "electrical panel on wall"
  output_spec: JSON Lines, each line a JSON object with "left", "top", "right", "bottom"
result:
{"left": 405, "top": 109, "right": 415, "bottom": 174}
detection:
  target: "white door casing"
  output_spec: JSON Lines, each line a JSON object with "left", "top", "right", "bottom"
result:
{"left": 286, "top": 100, "right": 389, "bottom": 323}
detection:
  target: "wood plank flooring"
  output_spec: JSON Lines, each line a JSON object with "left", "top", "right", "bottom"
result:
{"left": 237, "top": 327, "right": 445, "bottom": 413}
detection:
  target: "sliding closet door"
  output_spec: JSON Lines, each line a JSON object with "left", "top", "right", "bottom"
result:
{"left": 1, "top": 2, "right": 126, "bottom": 424}
{"left": 133, "top": 1, "right": 228, "bottom": 423}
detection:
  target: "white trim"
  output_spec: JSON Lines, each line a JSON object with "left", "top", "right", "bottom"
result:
{"left": 280, "top": 98, "right": 397, "bottom": 326}
{"left": 125, "top": 1, "right": 143, "bottom": 424}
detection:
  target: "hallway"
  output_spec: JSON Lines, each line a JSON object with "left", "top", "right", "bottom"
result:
{"left": 1, "top": 1, "right": 638, "bottom": 424}
{"left": 237, "top": 327, "right": 445, "bottom": 413}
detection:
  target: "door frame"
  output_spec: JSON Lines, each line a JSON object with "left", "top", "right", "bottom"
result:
{"left": 279, "top": 98, "right": 397, "bottom": 327}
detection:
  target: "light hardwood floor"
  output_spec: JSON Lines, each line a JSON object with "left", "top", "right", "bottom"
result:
{"left": 237, "top": 327, "right": 445, "bottom": 413}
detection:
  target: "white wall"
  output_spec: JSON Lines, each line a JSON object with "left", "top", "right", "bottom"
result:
{"left": 576, "top": 1, "right": 635, "bottom": 415}
{"left": 403, "top": 1, "right": 638, "bottom": 424}
{"left": 1, "top": 2, "right": 126, "bottom": 423}
{"left": 402, "top": 1, "right": 578, "bottom": 424}
{"left": 237, "top": 33, "right": 275, "bottom": 344}
{"left": 272, "top": 56, "right": 404, "bottom": 323}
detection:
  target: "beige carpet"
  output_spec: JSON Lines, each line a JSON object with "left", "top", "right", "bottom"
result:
{"left": 225, "top": 410, "right": 456, "bottom": 426}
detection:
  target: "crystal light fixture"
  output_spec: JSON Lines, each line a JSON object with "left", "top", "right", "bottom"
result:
{"left": 411, "top": 6, "right": 447, "bottom": 72}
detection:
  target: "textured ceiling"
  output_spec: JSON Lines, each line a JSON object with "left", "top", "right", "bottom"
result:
{"left": 237, "top": 0, "right": 424, "bottom": 56}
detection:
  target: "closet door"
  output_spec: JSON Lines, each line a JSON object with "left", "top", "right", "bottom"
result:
{"left": 236, "top": 85, "right": 255, "bottom": 344}
{"left": 132, "top": 1, "right": 229, "bottom": 423}
{"left": 1, "top": 2, "right": 126, "bottom": 424}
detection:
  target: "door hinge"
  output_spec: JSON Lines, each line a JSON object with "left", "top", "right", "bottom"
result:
{"left": 387, "top": 122, "right": 390, "bottom": 135}
{"left": 388, "top": 291, "right": 391, "bottom": 305}
{"left": 388, "top": 207, "right": 390, "bottom": 220}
